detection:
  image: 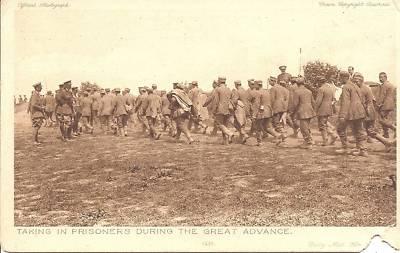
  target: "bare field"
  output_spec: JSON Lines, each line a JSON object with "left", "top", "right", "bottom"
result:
{"left": 14, "top": 107, "right": 396, "bottom": 226}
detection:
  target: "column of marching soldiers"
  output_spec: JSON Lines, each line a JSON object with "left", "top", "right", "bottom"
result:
{"left": 28, "top": 65, "right": 396, "bottom": 156}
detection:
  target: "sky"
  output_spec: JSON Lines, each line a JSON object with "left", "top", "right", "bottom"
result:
{"left": 10, "top": 0, "right": 399, "bottom": 96}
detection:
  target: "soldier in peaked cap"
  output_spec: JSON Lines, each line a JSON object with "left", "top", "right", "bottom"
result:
{"left": 30, "top": 82, "right": 46, "bottom": 144}
{"left": 277, "top": 65, "right": 292, "bottom": 84}
{"left": 270, "top": 77, "right": 289, "bottom": 139}
{"left": 90, "top": 87, "right": 101, "bottom": 127}
{"left": 55, "top": 80, "right": 74, "bottom": 141}
{"left": 285, "top": 76, "right": 300, "bottom": 138}
{"left": 141, "top": 87, "right": 162, "bottom": 140}
{"left": 246, "top": 78, "right": 257, "bottom": 136}
{"left": 99, "top": 87, "right": 114, "bottom": 134}
{"left": 203, "top": 80, "right": 219, "bottom": 136}
{"left": 376, "top": 72, "right": 396, "bottom": 139}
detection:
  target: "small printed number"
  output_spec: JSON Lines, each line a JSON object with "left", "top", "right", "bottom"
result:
{"left": 202, "top": 241, "right": 215, "bottom": 246}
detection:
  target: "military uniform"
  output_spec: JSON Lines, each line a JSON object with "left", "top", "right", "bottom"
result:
{"left": 44, "top": 92, "right": 56, "bottom": 126}
{"left": 293, "top": 81, "right": 316, "bottom": 147}
{"left": 134, "top": 90, "right": 150, "bottom": 132}
{"left": 376, "top": 80, "right": 396, "bottom": 138}
{"left": 161, "top": 93, "right": 174, "bottom": 136}
{"left": 99, "top": 90, "right": 114, "bottom": 133}
{"left": 270, "top": 82, "right": 289, "bottom": 134}
{"left": 90, "top": 91, "right": 101, "bottom": 126}
{"left": 80, "top": 94, "right": 94, "bottom": 133}
{"left": 55, "top": 82, "right": 74, "bottom": 140}
{"left": 254, "top": 86, "right": 282, "bottom": 145}
{"left": 112, "top": 89, "right": 128, "bottom": 136}
{"left": 336, "top": 77, "right": 367, "bottom": 153}
{"left": 142, "top": 91, "right": 162, "bottom": 139}
{"left": 232, "top": 83, "right": 249, "bottom": 142}
{"left": 315, "top": 82, "right": 337, "bottom": 145}
{"left": 213, "top": 79, "right": 234, "bottom": 144}
{"left": 71, "top": 89, "right": 82, "bottom": 135}
{"left": 30, "top": 84, "right": 45, "bottom": 143}
{"left": 188, "top": 83, "right": 207, "bottom": 133}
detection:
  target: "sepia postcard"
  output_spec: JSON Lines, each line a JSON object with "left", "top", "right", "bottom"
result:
{"left": 1, "top": 0, "right": 399, "bottom": 251}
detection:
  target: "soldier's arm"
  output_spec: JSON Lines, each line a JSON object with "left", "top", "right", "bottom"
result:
{"left": 338, "top": 87, "right": 350, "bottom": 119}
{"left": 315, "top": 88, "right": 324, "bottom": 109}
{"left": 292, "top": 91, "right": 300, "bottom": 114}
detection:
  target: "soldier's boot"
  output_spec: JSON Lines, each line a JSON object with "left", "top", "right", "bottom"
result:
{"left": 124, "top": 126, "right": 128, "bottom": 136}
{"left": 119, "top": 128, "right": 125, "bottom": 137}
{"left": 321, "top": 131, "right": 328, "bottom": 146}
{"left": 33, "top": 128, "right": 40, "bottom": 144}
{"left": 211, "top": 126, "right": 218, "bottom": 136}
{"left": 242, "top": 133, "right": 250, "bottom": 144}
{"left": 374, "top": 133, "right": 394, "bottom": 148}
{"left": 66, "top": 127, "right": 73, "bottom": 139}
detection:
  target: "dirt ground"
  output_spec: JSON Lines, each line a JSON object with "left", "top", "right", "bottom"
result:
{"left": 14, "top": 104, "right": 396, "bottom": 226}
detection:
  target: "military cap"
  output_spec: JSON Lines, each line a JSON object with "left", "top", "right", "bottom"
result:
{"left": 176, "top": 83, "right": 185, "bottom": 89}
{"left": 247, "top": 78, "right": 255, "bottom": 82}
{"left": 218, "top": 76, "right": 226, "bottom": 81}
{"left": 296, "top": 77, "right": 305, "bottom": 84}
{"left": 83, "top": 91, "right": 89, "bottom": 96}
{"left": 72, "top": 86, "right": 78, "bottom": 90}
{"left": 255, "top": 80, "right": 263, "bottom": 85}
{"left": 279, "top": 65, "right": 287, "bottom": 71}
{"left": 125, "top": 88, "right": 130, "bottom": 92}
{"left": 105, "top": 88, "right": 110, "bottom": 92}
{"left": 173, "top": 82, "right": 179, "bottom": 85}
{"left": 115, "top": 88, "right": 121, "bottom": 92}
{"left": 192, "top": 81, "right": 198, "bottom": 85}
{"left": 290, "top": 77, "right": 298, "bottom": 83}
{"left": 269, "top": 76, "right": 277, "bottom": 80}
{"left": 279, "top": 79, "right": 286, "bottom": 84}
{"left": 63, "top": 80, "right": 72, "bottom": 86}
{"left": 100, "top": 89, "right": 106, "bottom": 94}
{"left": 47, "top": 90, "right": 52, "bottom": 95}
{"left": 32, "top": 82, "right": 42, "bottom": 88}
{"left": 353, "top": 72, "right": 363, "bottom": 79}
{"left": 86, "top": 87, "right": 92, "bottom": 92}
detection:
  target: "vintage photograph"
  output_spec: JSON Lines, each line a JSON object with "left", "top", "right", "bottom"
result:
{"left": 9, "top": 0, "right": 397, "bottom": 230}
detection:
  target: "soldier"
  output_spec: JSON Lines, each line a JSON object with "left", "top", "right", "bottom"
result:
{"left": 80, "top": 91, "right": 94, "bottom": 134}
{"left": 286, "top": 77, "right": 300, "bottom": 137}
{"left": 376, "top": 72, "right": 396, "bottom": 138}
{"left": 161, "top": 90, "right": 174, "bottom": 136}
{"left": 124, "top": 88, "right": 136, "bottom": 125}
{"left": 254, "top": 80, "right": 284, "bottom": 146}
{"left": 90, "top": 88, "right": 101, "bottom": 127}
{"left": 23, "top": 95, "right": 28, "bottom": 103}
{"left": 71, "top": 87, "right": 82, "bottom": 136}
{"left": 55, "top": 81, "right": 74, "bottom": 141}
{"left": 270, "top": 78, "right": 289, "bottom": 139}
{"left": 44, "top": 91, "right": 56, "bottom": 127}
{"left": 142, "top": 87, "right": 162, "bottom": 140}
{"left": 213, "top": 76, "right": 234, "bottom": 145}
{"left": 188, "top": 81, "right": 208, "bottom": 134}
{"left": 232, "top": 80, "right": 250, "bottom": 143}
{"left": 134, "top": 87, "right": 150, "bottom": 133}
{"left": 356, "top": 73, "right": 394, "bottom": 149}
{"left": 152, "top": 84, "right": 162, "bottom": 97}
{"left": 292, "top": 77, "right": 316, "bottom": 149}
{"left": 277, "top": 65, "right": 292, "bottom": 84}
{"left": 169, "top": 83, "right": 195, "bottom": 144}
{"left": 204, "top": 80, "right": 219, "bottom": 136}
{"left": 112, "top": 88, "right": 128, "bottom": 137}
{"left": 18, "top": 95, "right": 23, "bottom": 104}
{"left": 336, "top": 71, "right": 368, "bottom": 156}
{"left": 30, "top": 82, "right": 46, "bottom": 144}
{"left": 315, "top": 76, "right": 338, "bottom": 146}
{"left": 247, "top": 78, "right": 258, "bottom": 136}
{"left": 98, "top": 88, "right": 114, "bottom": 134}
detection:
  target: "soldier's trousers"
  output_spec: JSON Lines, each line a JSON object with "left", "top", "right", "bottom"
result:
{"left": 256, "top": 118, "right": 278, "bottom": 143}
{"left": 101, "top": 115, "right": 112, "bottom": 131}
{"left": 146, "top": 116, "right": 158, "bottom": 138}
{"left": 318, "top": 116, "right": 336, "bottom": 135}
{"left": 233, "top": 118, "right": 247, "bottom": 137}
{"left": 337, "top": 118, "right": 367, "bottom": 150}
{"left": 174, "top": 113, "right": 192, "bottom": 141}
{"left": 299, "top": 118, "right": 313, "bottom": 144}
{"left": 287, "top": 112, "right": 299, "bottom": 132}
{"left": 379, "top": 110, "right": 395, "bottom": 137}
{"left": 364, "top": 120, "right": 377, "bottom": 138}
{"left": 91, "top": 110, "right": 98, "bottom": 126}
{"left": 162, "top": 115, "right": 174, "bottom": 134}
{"left": 81, "top": 116, "right": 93, "bottom": 131}
{"left": 72, "top": 112, "right": 82, "bottom": 133}
{"left": 272, "top": 112, "right": 285, "bottom": 133}
{"left": 215, "top": 114, "right": 233, "bottom": 137}
{"left": 137, "top": 114, "right": 149, "bottom": 132}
